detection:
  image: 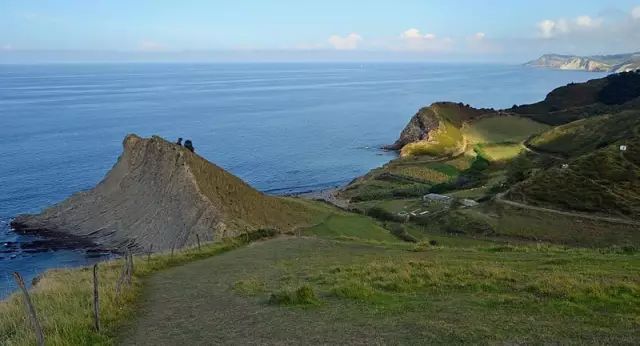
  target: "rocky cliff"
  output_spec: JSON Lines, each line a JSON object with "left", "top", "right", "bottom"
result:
{"left": 11, "top": 135, "right": 317, "bottom": 252}
{"left": 526, "top": 53, "right": 640, "bottom": 73}
{"left": 386, "top": 102, "right": 494, "bottom": 156}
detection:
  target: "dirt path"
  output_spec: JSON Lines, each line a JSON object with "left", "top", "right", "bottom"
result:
{"left": 117, "top": 237, "right": 640, "bottom": 345}
{"left": 117, "top": 238, "right": 412, "bottom": 345}
{"left": 495, "top": 193, "right": 640, "bottom": 227}
{"left": 521, "top": 142, "right": 565, "bottom": 160}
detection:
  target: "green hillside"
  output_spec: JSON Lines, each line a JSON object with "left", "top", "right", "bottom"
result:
{"left": 462, "top": 115, "right": 550, "bottom": 144}
{"left": 509, "top": 135, "right": 640, "bottom": 219}
{"left": 528, "top": 110, "right": 640, "bottom": 157}
{"left": 513, "top": 71, "right": 640, "bottom": 125}
{"left": 394, "top": 103, "right": 549, "bottom": 158}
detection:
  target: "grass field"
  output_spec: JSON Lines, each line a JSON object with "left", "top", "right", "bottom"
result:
{"left": 303, "top": 213, "right": 397, "bottom": 242}
{"left": 461, "top": 203, "right": 640, "bottom": 247}
{"left": 475, "top": 143, "right": 525, "bottom": 162}
{"left": 4, "top": 208, "right": 639, "bottom": 344}
{"left": 463, "top": 115, "right": 550, "bottom": 144}
{"left": 0, "top": 238, "right": 245, "bottom": 346}
{"left": 528, "top": 111, "right": 640, "bottom": 157}
{"left": 119, "top": 237, "right": 640, "bottom": 345}
{"left": 0, "top": 199, "right": 338, "bottom": 346}
{"left": 340, "top": 154, "right": 478, "bottom": 202}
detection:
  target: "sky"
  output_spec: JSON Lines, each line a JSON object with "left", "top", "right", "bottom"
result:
{"left": 1, "top": 0, "right": 640, "bottom": 62}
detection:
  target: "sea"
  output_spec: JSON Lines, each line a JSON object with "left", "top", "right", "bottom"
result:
{"left": 0, "top": 62, "right": 606, "bottom": 298}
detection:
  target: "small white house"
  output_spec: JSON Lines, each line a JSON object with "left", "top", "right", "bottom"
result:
{"left": 423, "top": 194, "right": 453, "bottom": 203}
{"left": 620, "top": 145, "right": 628, "bottom": 152}
{"left": 460, "top": 199, "right": 479, "bottom": 208}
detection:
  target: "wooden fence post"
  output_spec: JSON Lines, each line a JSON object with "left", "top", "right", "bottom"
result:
{"left": 13, "top": 272, "right": 45, "bottom": 346}
{"left": 92, "top": 264, "right": 101, "bottom": 332}
{"left": 147, "top": 244, "right": 153, "bottom": 263}
{"left": 196, "top": 234, "right": 201, "bottom": 251}
{"left": 115, "top": 251, "right": 130, "bottom": 296}
{"left": 128, "top": 253, "right": 134, "bottom": 278}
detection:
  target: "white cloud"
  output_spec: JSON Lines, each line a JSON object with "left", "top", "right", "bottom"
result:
{"left": 138, "top": 40, "right": 167, "bottom": 52}
{"left": 401, "top": 28, "right": 436, "bottom": 40}
{"left": 537, "top": 19, "right": 571, "bottom": 38}
{"left": 537, "top": 15, "right": 603, "bottom": 38}
{"left": 327, "top": 33, "right": 363, "bottom": 50}
{"left": 632, "top": 6, "right": 640, "bottom": 19}
{"left": 466, "top": 32, "right": 502, "bottom": 54}
{"left": 538, "top": 20, "right": 556, "bottom": 38}
{"left": 398, "top": 28, "right": 453, "bottom": 52}
{"left": 472, "top": 32, "right": 486, "bottom": 40}
{"left": 575, "top": 16, "right": 602, "bottom": 28}
{"left": 1, "top": 44, "right": 13, "bottom": 51}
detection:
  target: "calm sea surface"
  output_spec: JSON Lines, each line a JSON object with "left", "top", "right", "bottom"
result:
{"left": 0, "top": 63, "right": 605, "bottom": 297}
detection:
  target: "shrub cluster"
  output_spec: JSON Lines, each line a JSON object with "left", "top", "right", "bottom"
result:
{"left": 268, "top": 285, "right": 319, "bottom": 306}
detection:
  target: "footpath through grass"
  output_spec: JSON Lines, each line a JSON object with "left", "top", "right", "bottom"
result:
{"left": 120, "top": 237, "right": 640, "bottom": 345}
{"left": 0, "top": 238, "right": 245, "bottom": 346}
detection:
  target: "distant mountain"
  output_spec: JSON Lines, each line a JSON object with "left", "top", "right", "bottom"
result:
{"left": 526, "top": 53, "right": 640, "bottom": 73}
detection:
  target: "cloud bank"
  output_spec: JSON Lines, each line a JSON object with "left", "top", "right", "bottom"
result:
{"left": 328, "top": 33, "right": 363, "bottom": 50}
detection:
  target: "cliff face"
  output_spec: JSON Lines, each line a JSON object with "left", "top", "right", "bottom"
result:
{"left": 385, "top": 106, "right": 441, "bottom": 150}
{"left": 386, "top": 102, "right": 492, "bottom": 155}
{"left": 11, "top": 135, "right": 316, "bottom": 252}
{"left": 526, "top": 55, "right": 611, "bottom": 72}
{"left": 526, "top": 53, "right": 640, "bottom": 72}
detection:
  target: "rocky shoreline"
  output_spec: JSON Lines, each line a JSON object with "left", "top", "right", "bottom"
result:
{"left": 7, "top": 221, "right": 111, "bottom": 255}
{"left": 293, "top": 186, "right": 350, "bottom": 209}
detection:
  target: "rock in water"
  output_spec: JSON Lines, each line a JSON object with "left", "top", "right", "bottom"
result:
{"left": 11, "top": 135, "right": 315, "bottom": 252}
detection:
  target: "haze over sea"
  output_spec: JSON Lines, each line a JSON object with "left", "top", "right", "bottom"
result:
{"left": 0, "top": 63, "right": 605, "bottom": 297}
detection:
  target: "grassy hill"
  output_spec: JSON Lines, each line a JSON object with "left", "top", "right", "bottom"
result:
{"left": 390, "top": 102, "right": 550, "bottom": 158}
{"left": 513, "top": 71, "right": 640, "bottom": 125}
{"left": 509, "top": 134, "right": 640, "bottom": 219}
{"left": 186, "top": 145, "right": 332, "bottom": 232}
{"left": 342, "top": 72, "right": 640, "bottom": 249}
{"left": 528, "top": 110, "right": 640, "bottom": 157}
{"left": 392, "top": 102, "right": 496, "bottom": 157}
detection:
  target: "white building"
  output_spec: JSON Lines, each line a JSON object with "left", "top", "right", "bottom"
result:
{"left": 423, "top": 194, "right": 453, "bottom": 203}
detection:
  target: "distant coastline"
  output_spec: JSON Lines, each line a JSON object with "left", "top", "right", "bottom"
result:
{"left": 526, "top": 52, "right": 640, "bottom": 73}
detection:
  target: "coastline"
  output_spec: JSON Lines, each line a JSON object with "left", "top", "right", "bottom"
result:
{"left": 293, "top": 186, "right": 350, "bottom": 209}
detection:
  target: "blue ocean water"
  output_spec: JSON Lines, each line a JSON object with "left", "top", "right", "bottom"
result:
{"left": 0, "top": 63, "right": 605, "bottom": 297}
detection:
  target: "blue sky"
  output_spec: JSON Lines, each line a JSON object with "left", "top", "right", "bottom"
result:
{"left": 1, "top": 0, "right": 640, "bottom": 62}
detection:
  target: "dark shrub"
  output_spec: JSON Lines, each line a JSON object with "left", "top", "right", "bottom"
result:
{"left": 269, "top": 285, "right": 319, "bottom": 306}
{"left": 367, "top": 207, "right": 402, "bottom": 222}
{"left": 245, "top": 228, "right": 278, "bottom": 242}
{"left": 389, "top": 224, "right": 418, "bottom": 243}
